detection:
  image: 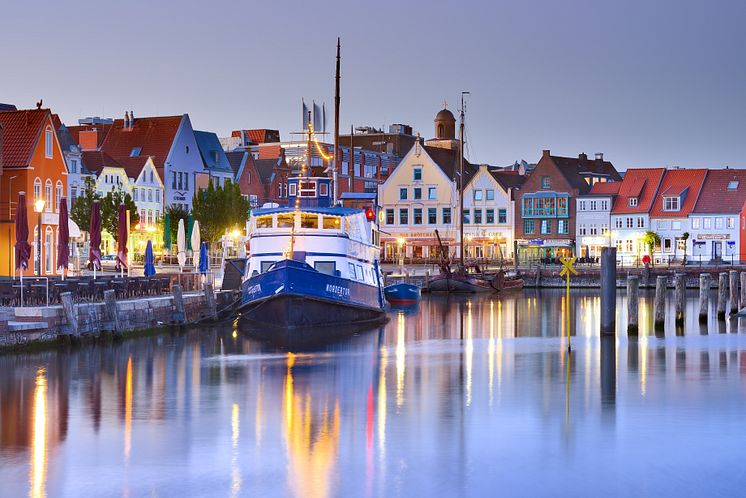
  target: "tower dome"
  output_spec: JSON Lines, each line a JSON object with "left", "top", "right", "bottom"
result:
{"left": 434, "top": 106, "right": 456, "bottom": 140}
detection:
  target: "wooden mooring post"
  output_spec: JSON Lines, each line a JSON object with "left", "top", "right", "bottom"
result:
{"left": 60, "top": 292, "right": 79, "bottom": 340}
{"left": 740, "top": 272, "right": 746, "bottom": 309}
{"left": 104, "top": 289, "right": 122, "bottom": 339}
{"left": 674, "top": 273, "right": 685, "bottom": 326}
{"left": 698, "top": 273, "right": 710, "bottom": 323}
{"left": 600, "top": 247, "right": 616, "bottom": 336}
{"left": 172, "top": 284, "right": 186, "bottom": 324}
{"left": 654, "top": 276, "right": 666, "bottom": 331}
{"left": 717, "top": 272, "right": 728, "bottom": 320}
{"left": 627, "top": 275, "right": 639, "bottom": 335}
{"left": 204, "top": 282, "right": 217, "bottom": 321}
{"left": 730, "top": 270, "right": 739, "bottom": 314}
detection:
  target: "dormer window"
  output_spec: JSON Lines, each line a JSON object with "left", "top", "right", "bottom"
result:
{"left": 728, "top": 181, "right": 739, "bottom": 190}
{"left": 130, "top": 147, "right": 142, "bottom": 157}
{"left": 663, "top": 196, "right": 680, "bottom": 212}
{"left": 541, "top": 176, "right": 551, "bottom": 189}
{"left": 629, "top": 197, "right": 638, "bottom": 207}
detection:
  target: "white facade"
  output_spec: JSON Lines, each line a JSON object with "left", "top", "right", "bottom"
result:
{"left": 576, "top": 195, "right": 613, "bottom": 259}
{"left": 163, "top": 115, "right": 204, "bottom": 211}
{"left": 610, "top": 210, "right": 650, "bottom": 265}
{"left": 650, "top": 216, "right": 691, "bottom": 264}
{"left": 689, "top": 213, "right": 739, "bottom": 263}
{"left": 131, "top": 159, "right": 165, "bottom": 228}
{"left": 462, "top": 165, "right": 514, "bottom": 259}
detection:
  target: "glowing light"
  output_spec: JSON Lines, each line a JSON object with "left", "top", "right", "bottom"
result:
{"left": 30, "top": 368, "right": 47, "bottom": 498}
{"left": 309, "top": 122, "right": 334, "bottom": 161}
{"left": 34, "top": 199, "right": 45, "bottom": 213}
{"left": 397, "top": 237, "right": 405, "bottom": 246}
{"left": 230, "top": 229, "right": 241, "bottom": 238}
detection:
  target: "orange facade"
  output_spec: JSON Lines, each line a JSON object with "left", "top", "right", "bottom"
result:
{"left": 0, "top": 110, "right": 68, "bottom": 277}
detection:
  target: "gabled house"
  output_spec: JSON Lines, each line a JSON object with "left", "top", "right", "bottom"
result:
{"left": 690, "top": 169, "right": 746, "bottom": 264}
{"left": 0, "top": 108, "right": 68, "bottom": 276}
{"left": 514, "top": 150, "right": 621, "bottom": 263}
{"left": 253, "top": 151, "right": 292, "bottom": 205}
{"left": 378, "top": 141, "right": 475, "bottom": 261}
{"left": 609, "top": 168, "right": 665, "bottom": 265}
{"left": 194, "top": 130, "right": 234, "bottom": 188}
{"left": 576, "top": 181, "right": 620, "bottom": 260}
{"left": 649, "top": 168, "right": 707, "bottom": 263}
{"left": 226, "top": 150, "right": 263, "bottom": 208}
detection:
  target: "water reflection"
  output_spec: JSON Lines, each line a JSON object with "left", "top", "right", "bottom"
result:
{"left": 2, "top": 290, "right": 746, "bottom": 496}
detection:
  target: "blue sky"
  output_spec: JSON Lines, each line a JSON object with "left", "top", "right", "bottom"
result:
{"left": 3, "top": 0, "right": 745, "bottom": 169}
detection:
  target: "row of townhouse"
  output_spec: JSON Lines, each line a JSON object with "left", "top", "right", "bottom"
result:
{"left": 576, "top": 167, "right": 746, "bottom": 265}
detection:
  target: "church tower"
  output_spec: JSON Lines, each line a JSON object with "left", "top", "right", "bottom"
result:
{"left": 426, "top": 103, "right": 459, "bottom": 150}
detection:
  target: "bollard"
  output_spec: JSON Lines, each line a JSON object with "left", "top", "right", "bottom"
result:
{"left": 740, "top": 272, "right": 746, "bottom": 309}
{"left": 674, "top": 273, "right": 685, "bottom": 326}
{"left": 730, "top": 270, "right": 739, "bottom": 314}
{"left": 204, "top": 282, "right": 217, "bottom": 321}
{"left": 654, "top": 276, "right": 666, "bottom": 331}
{"left": 60, "top": 292, "right": 79, "bottom": 337}
{"left": 172, "top": 284, "right": 186, "bottom": 324}
{"left": 627, "top": 275, "right": 639, "bottom": 335}
{"left": 698, "top": 274, "right": 710, "bottom": 323}
{"left": 717, "top": 272, "right": 728, "bottom": 320}
{"left": 600, "top": 247, "right": 617, "bottom": 335}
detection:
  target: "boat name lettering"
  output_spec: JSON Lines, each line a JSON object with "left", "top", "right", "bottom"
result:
{"left": 325, "top": 284, "right": 350, "bottom": 297}
{"left": 246, "top": 284, "right": 262, "bottom": 295}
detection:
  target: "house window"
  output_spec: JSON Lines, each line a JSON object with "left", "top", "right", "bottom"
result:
{"left": 692, "top": 218, "right": 700, "bottom": 229}
{"left": 728, "top": 181, "right": 739, "bottom": 190}
{"left": 130, "top": 147, "right": 142, "bottom": 157}
{"left": 413, "top": 187, "right": 422, "bottom": 200}
{"left": 715, "top": 217, "right": 724, "bottom": 229}
{"left": 474, "top": 209, "right": 483, "bottom": 224}
{"left": 677, "top": 238, "right": 686, "bottom": 251}
{"left": 672, "top": 221, "right": 681, "bottom": 230}
{"left": 473, "top": 190, "right": 483, "bottom": 201}
{"left": 385, "top": 209, "right": 394, "bottom": 225}
{"left": 156, "top": 189, "right": 161, "bottom": 202}
{"left": 147, "top": 189, "right": 152, "bottom": 202}
{"left": 637, "top": 217, "right": 644, "bottom": 228}
{"left": 185, "top": 174, "right": 189, "bottom": 190}
{"left": 727, "top": 217, "right": 736, "bottom": 229}
{"left": 399, "top": 187, "right": 408, "bottom": 200}
{"left": 557, "top": 197, "right": 568, "bottom": 216}
{"left": 413, "top": 208, "right": 423, "bottom": 225}
{"left": 486, "top": 189, "right": 494, "bottom": 201}
{"left": 45, "top": 180, "right": 53, "bottom": 212}
{"left": 428, "top": 187, "right": 437, "bottom": 200}
{"left": 590, "top": 201, "right": 597, "bottom": 211}
{"left": 427, "top": 208, "right": 437, "bottom": 224}
{"left": 601, "top": 200, "right": 609, "bottom": 210}
{"left": 133, "top": 189, "right": 139, "bottom": 201}
{"left": 399, "top": 208, "right": 408, "bottom": 225}
{"left": 579, "top": 224, "right": 587, "bottom": 236}
{"left": 498, "top": 208, "right": 507, "bottom": 224}
{"left": 626, "top": 217, "right": 633, "bottom": 228}
{"left": 540, "top": 219, "right": 552, "bottom": 234}
{"left": 663, "top": 196, "right": 680, "bottom": 211}
{"left": 579, "top": 201, "right": 586, "bottom": 211}
{"left": 703, "top": 218, "right": 712, "bottom": 229}
{"left": 177, "top": 172, "right": 184, "bottom": 190}
{"left": 541, "top": 176, "right": 551, "bottom": 189}
{"left": 629, "top": 198, "right": 638, "bottom": 207}
{"left": 663, "top": 238, "right": 673, "bottom": 253}
{"left": 442, "top": 208, "right": 452, "bottom": 224}
{"left": 45, "top": 127, "right": 53, "bottom": 158}
{"left": 524, "top": 220, "right": 535, "bottom": 234}
{"left": 462, "top": 209, "right": 470, "bottom": 224}
{"left": 277, "top": 183, "right": 282, "bottom": 198}
{"left": 413, "top": 168, "right": 422, "bottom": 181}
{"left": 615, "top": 218, "right": 622, "bottom": 228}
{"left": 172, "top": 172, "right": 177, "bottom": 189}
{"left": 55, "top": 181, "right": 63, "bottom": 211}
{"left": 44, "top": 227, "right": 53, "bottom": 273}
{"left": 150, "top": 171, "right": 154, "bottom": 183}
{"left": 558, "top": 219, "right": 568, "bottom": 234}
{"left": 34, "top": 177, "right": 42, "bottom": 201}
{"left": 625, "top": 239, "right": 633, "bottom": 253}
{"left": 485, "top": 209, "right": 494, "bottom": 224}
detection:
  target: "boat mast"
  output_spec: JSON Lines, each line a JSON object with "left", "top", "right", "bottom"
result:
{"left": 459, "top": 91, "right": 469, "bottom": 269}
{"left": 333, "top": 37, "right": 341, "bottom": 205}
{"left": 306, "top": 110, "right": 312, "bottom": 178}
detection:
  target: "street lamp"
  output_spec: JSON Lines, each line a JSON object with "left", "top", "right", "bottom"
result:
{"left": 34, "top": 199, "right": 45, "bottom": 275}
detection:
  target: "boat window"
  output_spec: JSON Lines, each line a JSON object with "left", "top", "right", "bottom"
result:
{"left": 348, "top": 262, "right": 356, "bottom": 279}
{"left": 260, "top": 261, "right": 276, "bottom": 273}
{"left": 256, "top": 216, "right": 273, "bottom": 229}
{"left": 319, "top": 183, "right": 329, "bottom": 196}
{"left": 277, "top": 213, "right": 294, "bottom": 228}
{"left": 300, "top": 181, "right": 316, "bottom": 197}
{"left": 314, "top": 261, "right": 335, "bottom": 275}
{"left": 323, "top": 216, "right": 340, "bottom": 229}
{"left": 356, "top": 265, "right": 364, "bottom": 282}
{"left": 301, "top": 213, "right": 319, "bottom": 229}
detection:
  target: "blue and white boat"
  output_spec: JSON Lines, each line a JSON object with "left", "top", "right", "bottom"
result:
{"left": 239, "top": 176, "right": 387, "bottom": 330}
{"left": 384, "top": 283, "right": 421, "bottom": 305}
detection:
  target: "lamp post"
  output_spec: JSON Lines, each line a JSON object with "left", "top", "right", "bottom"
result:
{"left": 34, "top": 199, "right": 45, "bottom": 275}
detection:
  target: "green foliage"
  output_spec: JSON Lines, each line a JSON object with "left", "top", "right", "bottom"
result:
{"left": 165, "top": 204, "right": 189, "bottom": 248}
{"left": 641, "top": 231, "right": 660, "bottom": 255}
{"left": 191, "top": 180, "right": 250, "bottom": 244}
{"left": 100, "top": 187, "right": 140, "bottom": 242}
{"left": 70, "top": 177, "right": 99, "bottom": 231}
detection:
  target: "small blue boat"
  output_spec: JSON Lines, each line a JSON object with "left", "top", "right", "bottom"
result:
{"left": 384, "top": 283, "right": 421, "bottom": 305}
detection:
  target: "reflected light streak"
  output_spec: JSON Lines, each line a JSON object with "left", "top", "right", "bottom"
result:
{"left": 396, "top": 313, "right": 406, "bottom": 407}
{"left": 488, "top": 301, "right": 495, "bottom": 406}
{"left": 30, "top": 368, "right": 47, "bottom": 498}
{"left": 377, "top": 347, "right": 387, "bottom": 457}
{"left": 466, "top": 300, "right": 473, "bottom": 406}
{"left": 231, "top": 403, "right": 241, "bottom": 497}
{"left": 640, "top": 300, "right": 649, "bottom": 396}
{"left": 124, "top": 356, "right": 133, "bottom": 461}
{"left": 255, "top": 380, "right": 264, "bottom": 447}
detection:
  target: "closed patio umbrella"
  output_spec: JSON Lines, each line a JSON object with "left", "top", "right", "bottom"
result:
{"left": 198, "top": 241, "right": 209, "bottom": 274}
{"left": 144, "top": 240, "right": 156, "bottom": 277}
{"left": 191, "top": 220, "right": 201, "bottom": 270}
{"left": 15, "top": 192, "right": 32, "bottom": 305}
{"left": 57, "top": 197, "right": 70, "bottom": 279}
{"left": 177, "top": 218, "right": 187, "bottom": 270}
{"left": 89, "top": 200, "right": 102, "bottom": 278}
{"left": 116, "top": 203, "right": 128, "bottom": 277}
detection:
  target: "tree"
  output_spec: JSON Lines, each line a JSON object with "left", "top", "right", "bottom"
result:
{"left": 70, "top": 177, "right": 100, "bottom": 231}
{"left": 641, "top": 231, "right": 660, "bottom": 264}
{"left": 100, "top": 187, "right": 140, "bottom": 242}
{"left": 165, "top": 204, "right": 189, "bottom": 248}
{"left": 191, "top": 180, "right": 250, "bottom": 245}
{"left": 681, "top": 231, "right": 690, "bottom": 264}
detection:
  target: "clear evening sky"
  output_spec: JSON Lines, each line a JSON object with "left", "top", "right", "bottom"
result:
{"left": 3, "top": 0, "right": 745, "bottom": 170}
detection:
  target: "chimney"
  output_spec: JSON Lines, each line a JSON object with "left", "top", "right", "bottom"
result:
{"left": 124, "top": 111, "right": 129, "bottom": 129}
{"left": 595, "top": 152, "right": 604, "bottom": 161}
{"left": 542, "top": 149, "right": 550, "bottom": 159}
{"left": 79, "top": 130, "right": 99, "bottom": 151}
{"left": 130, "top": 110, "right": 134, "bottom": 127}
{"left": 578, "top": 152, "right": 588, "bottom": 161}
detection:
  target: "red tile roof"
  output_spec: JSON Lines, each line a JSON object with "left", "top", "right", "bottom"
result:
{"left": 693, "top": 169, "right": 746, "bottom": 214}
{"left": 549, "top": 153, "right": 621, "bottom": 194}
{"left": 67, "top": 124, "right": 112, "bottom": 148}
{"left": 611, "top": 168, "right": 665, "bottom": 214}
{"left": 81, "top": 150, "right": 121, "bottom": 173}
{"left": 0, "top": 109, "right": 50, "bottom": 167}
{"left": 587, "top": 181, "right": 620, "bottom": 195}
{"left": 649, "top": 168, "right": 707, "bottom": 218}
{"left": 490, "top": 170, "right": 526, "bottom": 191}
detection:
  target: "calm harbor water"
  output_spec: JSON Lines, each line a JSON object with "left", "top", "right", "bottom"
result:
{"left": 2, "top": 288, "right": 746, "bottom": 497}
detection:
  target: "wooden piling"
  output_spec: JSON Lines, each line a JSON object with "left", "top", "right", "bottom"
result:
{"left": 104, "top": 289, "right": 122, "bottom": 339}
{"left": 60, "top": 292, "right": 79, "bottom": 338}
{"left": 729, "top": 270, "right": 739, "bottom": 314}
{"left": 535, "top": 264, "right": 541, "bottom": 288}
{"left": 654, "top": 276, "right": 666, "bottom": 331}
{"left": 717, "top": 272, "right": 728, "bottom": 320}
{"left": 674, "top": 273, "right": 685, "bottom": 325}
{"left": 204, "top": 282, "right": 217, "bottom": 321}
{"left": 740, "top": 272, "right": 746, "bottom": 309}
{"left": 172, "top": 284, "right": 186, "bottom": 324}
{"left": 698, "top": 273, "right": 710, "bottom": 323}
{"left": 627, "top": 275, "right": 639, "bottom": 335}
{"left": 600, "top": 247, "right": 617, "bottom": 336}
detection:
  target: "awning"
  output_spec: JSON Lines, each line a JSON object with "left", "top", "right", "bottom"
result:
{"left": 68, "top": 219, "right": 82, "bottom": 238}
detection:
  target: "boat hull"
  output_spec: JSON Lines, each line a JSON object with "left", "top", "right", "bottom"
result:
{"left": 384, "top": 283, "right": 421, "bottom": 304}
{"left": 427, "top": 273, "right": 495, "bottom": 293}
{"left": 239, "top": 259, "right": 386, "bottom": 331}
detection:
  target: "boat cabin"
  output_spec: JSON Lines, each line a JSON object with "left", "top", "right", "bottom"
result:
{"left": 287, "top": 177, "right": 333, "bottom": 208}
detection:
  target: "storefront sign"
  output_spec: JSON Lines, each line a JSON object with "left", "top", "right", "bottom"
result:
{"left": 518, "top": 238, "right": 573, "bottom": 246}
{"left": 696, "top": 233, "right": 730, "bottom": 240}
{"left": 579, "top": 236, "right": 608, "bottom": 246}
{"left": 41, "top": 212, "right": 59, "bottom": 225}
